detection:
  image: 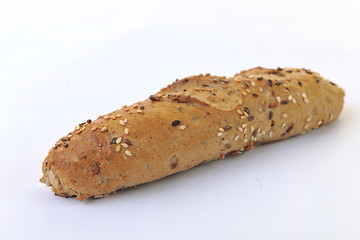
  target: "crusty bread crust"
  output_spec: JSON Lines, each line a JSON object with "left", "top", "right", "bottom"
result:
{"left": 40, "top": 67, "right": 345, "bottom": 201}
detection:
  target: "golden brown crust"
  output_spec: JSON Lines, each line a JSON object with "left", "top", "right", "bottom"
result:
{"left": 41, "top": 67, "right": 345, "bottom": 200}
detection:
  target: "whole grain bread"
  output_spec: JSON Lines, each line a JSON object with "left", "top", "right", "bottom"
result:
{"left": 40, "top": 67, "right": 345, "bottom": 201}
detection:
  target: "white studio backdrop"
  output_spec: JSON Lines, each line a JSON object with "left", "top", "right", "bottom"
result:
{"left": 0, "top": 0, "right": 359, "bottom": 239}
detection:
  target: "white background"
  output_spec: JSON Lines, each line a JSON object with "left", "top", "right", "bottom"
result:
{"left": 1, "top": 0, "right": 360, "bottom": 239}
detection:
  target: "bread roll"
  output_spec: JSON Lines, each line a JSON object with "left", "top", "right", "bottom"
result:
{"left": 40, "top": 67, "right": 345, "bottom": 201}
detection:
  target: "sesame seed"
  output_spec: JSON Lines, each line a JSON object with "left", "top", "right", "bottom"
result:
{"left": 100, "top": 127, "right": 108, "bottom": 132}
{"left": 116, "top": 145, "right": 121, "bottom": 152}
{"left": 238, "top": 127, "right": 243, "bottom": 132}
{"left": 282, "top": 113, "right": 288, "bottom": 118}
{"left": 237, "top": 109, "right": 243, "bottom": 115}
{"left": 179, "top": 125, "right": 186, "bottom": 130}
{"left": 240, "top": 116, "right": 246, "bottom": 120}
{"left": 87, "top": 119, "right": 92, "bottom": 124}
{"left": 119, "top": 120, "right": 125, "bottom": 126}
{"left": 267, "top": 79, "right": 273, "bottom": 87}
{"left": 115, "top": 114, "right": 122, "bottom": 118}
{"left": 239, "top": 99, "right": 243, "bottom": 105}
{"left": 56, "top": 142, "right": 62, "bottom": 146}
{"left": 269, "top": 111, "right": 273, "bottom": 120}
{"left": 217, "top": 132, "right": 224, "bottom": 137}
{"left": 304, "top": 99, "right": 309, "bottom": 103}
{"left": 91, "top": 126, "right": 98, "bottom": 131}
{"left": 302, "top": 93, "right": 308, "bottom": 99}
{"left": 252, "top": 93, "right": 259, "bottom": 97}
{"left": 235, "top": 135, "right": 240, "bottom": 140}
{"left": 75, "top": 126, "right": 80, "bottom": 131}
{"left": 306, "top": 116, "right": 311, "bottom": 122}
{"left": 288, "top": 95, "right": 293, "bottom": 101}
{"left": 261, "top": 130, "right": 266, "bottom": 135}
{"left": 291, "top": 98, "right": 296, "bottom": 103}
{"left": 246, "top": 89, "right": 251, "bottom": 94}
{"left": 219, "top": 128, "right": 225, "bottom": 132}
{"left": 224, "top": 126, "right": 232, "bottom": 131}
{"left": 111, "top": 115, "right": 116, "bottom": 120}
{"left": 242, "top": 91, "right": 247, "bottom": 96}
{"left": 171, "top": 120, "right": 181, "bottom": 127}
{"left": 124, "top": 118, "right": 128, "bottom": 123}
{"left": 250, "top": 125, "right": 255, "bottom": 132}
{"left": 242, "top": 124, "right": 247, "bottom": 128}
{"left": 125, "top": 150, "right": 132, "bottom": 157}
{"left": 63, "top": 142, "right": 68, "bottom": 148}
{"left": 110, "top": 137, "right": 118, "bottom": 144}
{"left": 259, "top": 87, "right": 264, "bottom": 92}
{"left": 77, "top": 130, "right": 82, "bottom": 134}
{"left": 121, "top": 143, "right": 128, "bottom": 148}
{"left": 271, "top": 120, "right": 275, "bottom": 127}
{"left": 269, "top": 131, "right": 273, "bottom": 138}
{"left": 104, "top": 116, "right": 110, "bottom": 120}
{"left": 243, "top": 139, "right": 248, "bottom": 143}
{"left": 330, "top": 114, "right": 334, "bottom": 121}
{"left": 116, "top": 138, "right": 122, "bottom": 144}
{"left": 282, "top": 123, "right": 287, "bottom": 129}
{"left": 244, "top": 128, "right": 247, "bottom": 134}
{"left": 260, "top": 100, "right": 265, "bottom": 106}
{"left": 317, "top": 120, "right": 323, "bottom": 126}
{"left": 97, "top": 115, "right": 103, "bottom": 119}
{"left": 304, "top": 124, "right": 309, "bottom": 129}
{"left": 136, "top": 109, "right": 143, "bottom": 113}
{"left": 268, "top": 99, "right": 276, "bottom": 107}
{"left": 257, "top": 77, "right": 263, "bottom": 81}
{"left": 244, "top": 107, "right": 250, "bottom": 115}
{"left": 124, "top": 128, "right": 129, "bottom": 135}
{"left": 251, "top": 81, "right": 256, "bottom": 86}
{"left": 276, "top": 96, "right": 281, "bottom": 103}
{"left": 248, "top": 116, "right": 254, "bottom": 121}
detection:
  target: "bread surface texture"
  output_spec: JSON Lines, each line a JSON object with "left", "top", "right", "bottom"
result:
{"left": 41, "top": 67, "right": 345, "bottom": 200}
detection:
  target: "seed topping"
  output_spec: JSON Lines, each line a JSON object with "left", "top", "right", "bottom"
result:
{"left": 269, "top": 111, "right": 273, "bottom": 120}
{"left": 116, "top": 145, "right": 121, "bottom": 152}
{"left": 110, "top": 137, "right": 118, "bottom": 144}
{"left": 171, "top": 120, "right": 182, "bottom": 127}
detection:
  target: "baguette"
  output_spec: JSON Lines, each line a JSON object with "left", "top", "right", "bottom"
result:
{"left": 40, "top": 67, "right": 345, "bottom": 201}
